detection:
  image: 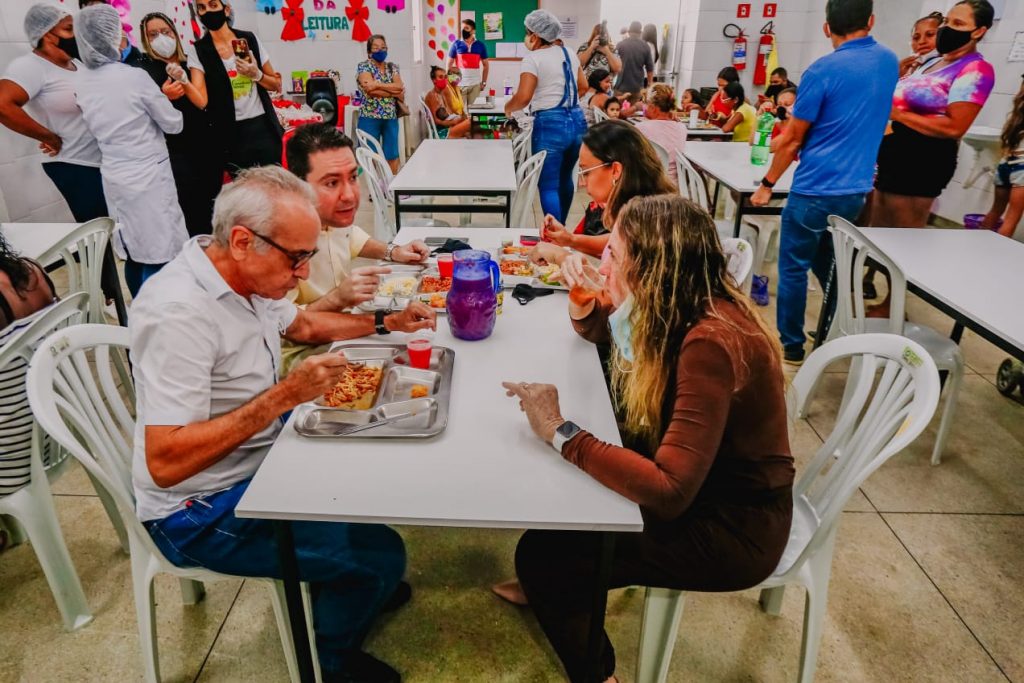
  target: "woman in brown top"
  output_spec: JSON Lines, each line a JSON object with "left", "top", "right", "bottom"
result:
{"left": 503, "top": 195, "right": 794, "bottom": 683}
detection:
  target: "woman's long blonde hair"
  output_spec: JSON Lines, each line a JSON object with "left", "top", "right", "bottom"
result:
{"left": 611, "top": 194, "right": 782, "bottom": 451}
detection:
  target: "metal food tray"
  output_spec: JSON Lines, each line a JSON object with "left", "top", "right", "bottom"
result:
{"left": 358, "top": 266, "right": 451, "bottom": 312}
{"left": 499, "top": 257, "right": 568, "bottom": 291}
{"left": 292, "top": 343, "right": 454, "bottom": 438}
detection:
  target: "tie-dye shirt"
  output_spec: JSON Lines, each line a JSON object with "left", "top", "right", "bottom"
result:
{"left": 893, "top": 52, "right": 994, "bottom": 117}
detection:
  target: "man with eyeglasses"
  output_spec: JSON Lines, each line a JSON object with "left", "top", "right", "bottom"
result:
{"left": 129, "top": 166, "right": 432, "bottom": 683}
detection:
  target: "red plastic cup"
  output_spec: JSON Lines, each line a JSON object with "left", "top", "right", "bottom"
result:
{"left": 407, "top": 334, "right": 433, "bottom": 369}
{"left": 489, "top": 88, "right": 496, "bottom": 97}
{"left": 437, "top": 253, "right": 454, "bottom": 278}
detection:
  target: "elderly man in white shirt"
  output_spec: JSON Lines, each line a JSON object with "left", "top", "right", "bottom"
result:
{"left": 131, "top": 166, "right": 427, "bottom": 683}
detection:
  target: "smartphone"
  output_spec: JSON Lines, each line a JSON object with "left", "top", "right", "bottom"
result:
{"left": 599, "top": 20, "right": 609, "bottom": 46}
{"left": 424, "top": 236, "right": 468, "bottom": 246}
{"left": 231, "top": 38, "right": 250, "bottom": 61}
{"left": 520, "top": 234, "right": 539, "bottom": 246}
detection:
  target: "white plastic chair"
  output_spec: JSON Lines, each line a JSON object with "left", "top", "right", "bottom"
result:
{"left": 419, "top": 96, "right": 439, "bottom": 140}
{"left": 677, "top": 151, "right": 776, "bottom": 281}
{"left": 592, "top": 106, "right": 610, "bottom": 124}
{"left": 507, "top": 150, "right": 546, "bottom": 230}
{"left": 512, "top": 131, "right": 532, "bottom": 170}
{"left": 355, "top": 127, "right": 386, "bottom": 160}
{"left": 636, "top": 333, "right": 941, "bottom": 683}
{"left": 721, "top": 237, "right": 754, "bottom": 293}
{"left": 36, "top": 217, "right": 114, "bottom": 324}
{"left": 648, "top": 140, "right": 672, "bottom": 179}
{"left": 0, "top": 293, "right": 96, "bottom": 631}
{"left": 824, "top": 215, "right": 963, "bottom": 465}
{"left": 357, "top": 147, "right": 448, "bottom": 240}
{"left": 26, "top": 324, "right": 319, "bottom": 683}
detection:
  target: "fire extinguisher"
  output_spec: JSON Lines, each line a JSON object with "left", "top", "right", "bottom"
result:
{"left": 755, "top": 32, "right": 775, "bottom": 85}
{"left": 724, "top": 24, "right": 747, "bottom": 71}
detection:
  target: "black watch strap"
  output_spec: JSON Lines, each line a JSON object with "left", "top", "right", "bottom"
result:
{"left": 760, "top": 176, "right": 776, "bottom": 189}
{"left": 374, "top": 308, "right": 391, "bottom": 335}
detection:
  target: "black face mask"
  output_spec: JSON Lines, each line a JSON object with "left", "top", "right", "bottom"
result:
{"left": 776, "top": 106, "right": 788, "bottom": 121}
{"left": 56, "top": 35, "right": 79, "bottom": 60}
{"left": 936, "top": 25, "right": 975, "bottom": 55}
{"left": 200, "top": 9, "right": 228, "bottom": 31}
{"left": 764, "top": 83, "right": 784, "bottom": 100}
{"left": 462, "top": 29, "right": 471, "bottom": 39}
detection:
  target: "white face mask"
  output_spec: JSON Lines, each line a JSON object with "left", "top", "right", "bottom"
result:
{"left": 608, "top": 293, "right": 635, "bottom": 363}
{"left": 150, "top": 34, "right": 178, "bottom": 59}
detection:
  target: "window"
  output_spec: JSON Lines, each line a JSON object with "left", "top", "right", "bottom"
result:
{"left": 412, "top": 0, "right": 424, "bottom": 64}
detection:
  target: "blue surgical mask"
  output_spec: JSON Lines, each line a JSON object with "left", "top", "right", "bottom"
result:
{"left": 608, "top": 294, "right": 634, "bottom": 363}
{"left": 371, "top": 50, "right": 388, "bottom": 63}
{"left": 120, "top": 44, "right": 132, "bottom": 62}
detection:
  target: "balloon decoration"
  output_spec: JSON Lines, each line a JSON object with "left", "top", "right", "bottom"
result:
{"left": 425, "top": 0, "right": 457, "bottom": 63}
{"left": 345, "top": 0, "right": 372, "bottom": 42}
{"left": 281, "top": 0, "right": 307, "bottom": 41}
{"left": 108, "top": 0, "right": 134, "bottom": 44}
{"left": 256, "top": 0, "right": 284, "bottom": 13}
{"left": 377, "top": 0, "right": 405, "bottom": 12}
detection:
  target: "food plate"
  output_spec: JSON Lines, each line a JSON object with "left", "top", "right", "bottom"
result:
{"left": 359, "top": 269, "right": 453, "bottom": 312}
{"left": 293, "top": 343, "right": 454, "bottom": 438}
{"left": 498, "top": 257, "right": 568, "bottom": 291}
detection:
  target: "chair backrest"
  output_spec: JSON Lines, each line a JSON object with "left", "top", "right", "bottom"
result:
{"left": 592, "top": 106, "right": 609, "bottom": 124}
{"left": 828, "top": 215, "right": 907, "bottom": 340}
{"left": 648, "top": 140, "right": 672, "bottom": 177}
{"left": 721, "top": 237, "right": 754, "bottom": 291}
{"left": 778, "top": 333, "right": 940, "bottom": 574}
{"left": 512, "top": 132, "right": 532, "bottom": 169}
{"left": 509, "top": 150, "right": 547, "bottom": 229}
{"left": 355, "top": 128, "right": 386, "bottom": 160}
{"left": 0, "top": 292, "right": 89, "bottom": 496}
{"left": 36, "top": 218, "right": 113, "bottom": 324}
{"left": 356, "top": 147, "right": 397, "bottom": 238}
{"left": 26, "top": 324, "right": 164, "bottom": 560}
{"left": 675, "top": 151, "right": 712, "bottom": 212}
{"left": 419, "top": 96, "right": 439, "bottom": 140}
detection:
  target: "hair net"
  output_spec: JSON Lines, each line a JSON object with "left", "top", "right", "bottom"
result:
{"left": 524, "top": 9, "right": 562, "bottom": 43}
{"left": 24, "top": 4, "right": 70, "bottom": 47}
{"left": 77, "top": 4, "right": 122, "bottom": 68}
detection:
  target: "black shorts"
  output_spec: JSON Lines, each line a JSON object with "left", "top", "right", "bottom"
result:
{"left": 875, "top": 122, "right": 959, "bottom": 199}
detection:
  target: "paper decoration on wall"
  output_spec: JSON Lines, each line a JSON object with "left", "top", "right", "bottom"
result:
{"left": 483, "top": 12, "right": 502, "bottom": 40}
{"left": 345, "top": 0, "right": 372, "bottom": 42}
{"left": 281, "top": 0, "right": 307, "bottom": 41}
{"left": 164, "top": 0, "right": 201, "bottom": 45}
{"left": 425, "top": 0, "right": 456, "bottom": 64}
{"left": 256, "top": 0, "right": 284, "bottom": 13}
{"left": 378, "top": 0, "right": 405, "bottom": 12}
{"left": 109, "top": 0, "right": 134, "bottom": 44}
{"left": 313, "top": 0, "right": 338, "bottom": 9}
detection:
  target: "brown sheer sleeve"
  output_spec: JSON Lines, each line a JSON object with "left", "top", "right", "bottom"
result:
{"left": 569, "top": 290, "right": 615, "bottom": 345}
{"left": 561, "top": 335, "right": 736, "bottom": 520}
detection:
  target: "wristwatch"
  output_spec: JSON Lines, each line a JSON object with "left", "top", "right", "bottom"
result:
{"left": 384, "top": 242, "right": 397, "bottom": 262}
{"left": 551, "top": 420, "right": 583, "bottom": 453}
{"left": 374, "top": 308, "right": 391, "bottom": 335}
{"left": 760, "top": 176, "right": 776, "bottom": 190}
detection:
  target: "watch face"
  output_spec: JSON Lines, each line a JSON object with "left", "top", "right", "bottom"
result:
{"left": 557, "top": 421, "right": 579, "bottom": 438}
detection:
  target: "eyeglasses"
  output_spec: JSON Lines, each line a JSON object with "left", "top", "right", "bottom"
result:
{"left": 248, "top": 229, "right": 318, "bottom": 270}
{"left": 578, "top": 162, "right": 610, "bottom": 186}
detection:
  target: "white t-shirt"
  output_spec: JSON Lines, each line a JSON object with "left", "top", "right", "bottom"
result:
{"left": 187, "top": 36, "right": 270, "bottom": 122}
{"left": 130, "top": 236, "right": 299, "bottom": 522}
{"left": 1, "top": 53, "right": 101, "bottom": 167}
{"left": 520, "top": 45, "right": 582, "bottom": 112}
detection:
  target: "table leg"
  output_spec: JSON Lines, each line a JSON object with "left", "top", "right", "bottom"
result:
{"left": 584, "top": 532, "right": 616, "bottom": 683}
{"left": 812, "top": 258, "right": 837, "bottom": 350}
{"left": 505, "top": 191, "right": 512, "bottom": 228}
{"left": 393, "top": 193, "right": 403, "bottom": 231}
{"left": 733, "top": 194, "right": 746, "bottom": 238}
{"left": 274, "top": 520, "right": 316, "bottom": 683}
{"left": 103, "top": 245, "right": 128, "bottom": 326}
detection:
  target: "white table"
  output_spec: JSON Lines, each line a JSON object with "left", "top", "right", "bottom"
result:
{"left": 236, "top": 227, "right": 643, "bottom": 682}
{"left": 467, "top": 95, "right": 510, "bottom": 112}
{"left": 389, "top": 140, "right": 518, "bottom": 229}
{"left": 684, "top": 141, "right": 798, "bottom": 238}
{"left": 685, "top": 125, "right": 734, "bottom": 140}
{"left": 858, "top": 228, "right": 1024, "bottom": 361}
{"left": 1, "top": 222, "right": 128, "bottom": 325}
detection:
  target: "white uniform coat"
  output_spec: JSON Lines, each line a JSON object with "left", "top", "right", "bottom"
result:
{"left": 75, "top": 61, "right": 188, "bottom": 264}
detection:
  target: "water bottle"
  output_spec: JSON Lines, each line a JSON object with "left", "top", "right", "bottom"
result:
{"left": 503, "top": 77, "right": 512, "bottom": 97}
{"left": 751, "top": 111, "right": 775, "bottom": 166}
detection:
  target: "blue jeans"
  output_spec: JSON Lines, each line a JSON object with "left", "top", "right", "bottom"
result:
{"left": 531, "top": 107, "right": 587, "bottom": 225}
{"left": 146, "top": 479, "right": 406, "bottom": 674}
{"left": 357, "top": 115, "right": 400, "bottom": 161}
{"left": 777, "top": 192, "right": 866, "bottom": 351}
{"left": 123, "top": 259, "right": 165, "bottom": 298}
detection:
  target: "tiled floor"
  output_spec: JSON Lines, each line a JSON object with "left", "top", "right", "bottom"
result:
{"left": 1, "top": 185, "right": 1022, "bottom": 682}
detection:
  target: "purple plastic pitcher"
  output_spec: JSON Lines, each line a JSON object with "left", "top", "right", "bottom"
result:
{"left": 446, "top": 250, "right": 501, "bottom": 341}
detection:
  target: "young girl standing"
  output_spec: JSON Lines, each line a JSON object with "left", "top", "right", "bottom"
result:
{"left": 982, "top": 76, "right": 1024, "bottom": 241}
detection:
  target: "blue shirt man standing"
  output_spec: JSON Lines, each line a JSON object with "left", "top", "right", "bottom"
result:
{"left": 447, "top": 18, "right": 489, "bottom": 107}
{"left": 751, "top": 0, "right": 898, "bottom": 364}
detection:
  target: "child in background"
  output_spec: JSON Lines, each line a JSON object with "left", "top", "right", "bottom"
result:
{"left": 680, "top": 88, "right": 705, "bottom": 116}
{"left": 981, "top": 76, "right": 1024, "bottom": 241}
{"left": 602, "top": 96, "right": 622, "bottom": 119}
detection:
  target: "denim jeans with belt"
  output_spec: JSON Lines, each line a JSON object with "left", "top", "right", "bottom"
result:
{"left": 146, "top": 479, "right": 406, "bottom": 675}
{"left": 776, "top": 191, "right": 866, "bottom": 352}
{"left": 531, "top": 107, "right": 587, "bottom": 225}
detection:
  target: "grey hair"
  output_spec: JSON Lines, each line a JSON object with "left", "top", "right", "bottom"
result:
{"left": 211, "top": 165, "right": 317, "bottom": 247}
